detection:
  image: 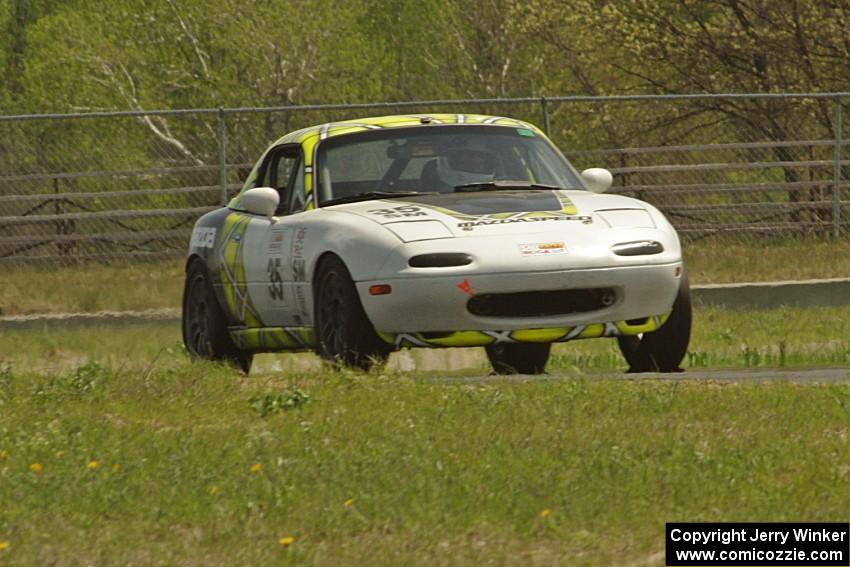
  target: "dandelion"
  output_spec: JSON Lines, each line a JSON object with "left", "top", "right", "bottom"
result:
{"left": 87, "top": 460, "right": 98, "bottom": 470}
{"left": 250, "top": 463, "right": 262, "bottom": 474}
{"left": 29, "top": 463, "right": 42, "bottom": 474}
{"left": 343, "top": 498, "right": 355, "bottom": 507}
{"left": 209, "top": 486, "right": 219, "bottom": 496}
{"left": 0, "top": 541, "right": 9, "bottom": 551}
{"left": 540, "top": 508, "right": 552, "bottom": 518}
{"left": 279, "top": 536, "right": 295, "bottom": 546}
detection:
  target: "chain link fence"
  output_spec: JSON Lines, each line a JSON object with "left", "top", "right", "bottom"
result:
{"left": 1, "top": 93, "right": 847, "bottom": 266}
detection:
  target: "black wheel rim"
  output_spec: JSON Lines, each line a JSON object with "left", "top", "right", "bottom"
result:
{"left": 318, "top": 271, "right": 347, "bottom": 359}
{"left": 186, "top": 274, "right": 212, "bottom": 357}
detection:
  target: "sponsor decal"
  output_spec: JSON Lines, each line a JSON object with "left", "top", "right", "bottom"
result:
{"left": 290, "top": 227, "right": 309, "bottom": 320}
{"left": 190, "top": 227, "right": 216, "bottom": 248}
{"left": 411, "top": 144, "right": 434, "bottom": 157}
{"left": 457, "top": 278, "right": 473, "bottom": 297}
{"left": 519, "top": 241, "right": 566, "bottom": 256}
{"left": 368, "top": 205, "right": 428, "bottom": 219}
{"left": 267, "top": 227, "right": 288, "bottom": 252}
{"left": 458, "top": 215, "right": 592, "bottom": 229}
{"left": 291, "top": 228, "right": 307, "bottom": 282}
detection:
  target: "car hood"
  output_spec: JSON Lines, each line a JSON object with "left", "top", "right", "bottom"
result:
{"left": 328, "top": 190, "right": 657, "bottom": 237}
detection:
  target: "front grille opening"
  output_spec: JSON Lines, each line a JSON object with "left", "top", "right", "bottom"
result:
{"left": 409, "top": 253, "right": 473, "bottom": 268}
{"left": 468, "top": 288, "right": 617, "bottom": 318}
{"left": 626, "top": 317, "right": 650, "bottom": 325}
{"left": 420, "top": 331, "right": 453, "bottom": 339}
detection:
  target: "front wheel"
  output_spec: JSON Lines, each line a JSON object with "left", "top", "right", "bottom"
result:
{"left": 313, "top": 255, "right": 391, "bottom": 371}
{"left": 182, "top": 259, "right": 253, "bottom": 374}
{"left": 617, "top": 271, "right": 692, "bottom": 373}
{"left": 485, "top": 342, "right": 551, "bottom": 375}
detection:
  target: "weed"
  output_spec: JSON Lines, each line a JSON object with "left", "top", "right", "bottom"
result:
{"left": 687, "top": 351, "right": 709, "bottom": 367}
{"left": 742, "top": 345, "right": 762, "bottom": 367}
{"left": 250, "top": 389, "right": 310, "bottom": 417}
{"left": 68, "top": 360, "right": 107, "bottom": 393}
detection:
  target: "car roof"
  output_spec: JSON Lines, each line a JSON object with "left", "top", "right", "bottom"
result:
{"left": 272, "top": 114, "right": 544, "bottom": 146}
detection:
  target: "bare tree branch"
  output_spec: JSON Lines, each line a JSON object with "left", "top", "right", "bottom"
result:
{"left": 165, "top": 0, "right": 210, "bottom": 80}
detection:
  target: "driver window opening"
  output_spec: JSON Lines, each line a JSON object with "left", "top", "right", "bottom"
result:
{"left": 258, "top": 147, "right": 303, "bottom": 215}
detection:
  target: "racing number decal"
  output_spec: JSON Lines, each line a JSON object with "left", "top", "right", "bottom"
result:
{"left": 368, "top": 205, "right": 427, "bottom": 219}
{"left": 267, "top": 258, "right": 284, "bottom": 301}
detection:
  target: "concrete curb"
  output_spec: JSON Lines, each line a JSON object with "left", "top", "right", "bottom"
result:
{"left": 692, "top": 278, "right": 850, "bottom": 310}
{"left": 0, "top": 308, "right": 180, "bottom": 332}
{"left": 3, "top": 279, "right": 850, "bottom": 331}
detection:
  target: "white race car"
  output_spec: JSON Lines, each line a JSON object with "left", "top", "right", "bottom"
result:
{"left": 182, "top": 114, "right": 691, "bottom": 374}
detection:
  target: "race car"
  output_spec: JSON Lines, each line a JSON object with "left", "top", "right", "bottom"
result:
{"left": 182, "top": 114, "right": 691, "bottom": 374}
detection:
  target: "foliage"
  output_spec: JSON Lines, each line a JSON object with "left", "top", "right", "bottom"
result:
{"left": 2, "top": 1, "right": 843, "bottom": 183}
{"left": 519, "top": 0, "right": 849, "bottom": 146}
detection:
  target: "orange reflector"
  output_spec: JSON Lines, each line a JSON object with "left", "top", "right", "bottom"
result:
{"left": 369, "top": 284, "right": 392, "bottom": 296}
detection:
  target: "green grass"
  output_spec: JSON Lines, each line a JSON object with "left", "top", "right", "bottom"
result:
{"left": 0, "top": 260, "right": 184, "bottom": 316}
{"left": 2, "top": 306, "right": 850, "bottom": 563}
{"left": 683, "top": 237, "right": 850, "bottom": 285}
{"left": 4, "top": 305, "right": 850, "bottom": 375}
{"left": 1, "top": 362, "right": 850, "bottom": 565}
{"left": 4, "top": 237, "right": 850, "bottom": 315}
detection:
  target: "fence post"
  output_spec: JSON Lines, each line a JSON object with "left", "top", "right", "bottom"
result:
{"left": 540, "top": 96, "right": 550, "bottom": 137}
{"left": 53, "top": 177, "right": 62, "bottom": 256}
{"left": 218, "top": 107, "right": 228, "bottom": 206}
{"left": 834, "top": 97, "right": 843, "bottom": 238}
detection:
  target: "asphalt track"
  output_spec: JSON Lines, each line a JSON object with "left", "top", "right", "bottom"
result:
{"left": 445, "top": 367, "right": 850, "bottom": 384}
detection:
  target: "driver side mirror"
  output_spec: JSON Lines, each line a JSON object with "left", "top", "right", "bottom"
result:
{"left": 581, "top": 168, "right": 613, "bottom": 194}
{"left": 236, "top": 187, "right": 279, "bottom": 218}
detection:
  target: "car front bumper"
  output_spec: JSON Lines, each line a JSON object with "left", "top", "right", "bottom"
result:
{"left": 357, "top": 262, "right": 682, "bottom": 346}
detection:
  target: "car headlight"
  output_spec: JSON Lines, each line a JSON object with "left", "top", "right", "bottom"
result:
{"left": 385, "top": 220, "right": 453, "bottom": 242}
{"left": 595, "top": 208, "right": 656, "bottom": 229}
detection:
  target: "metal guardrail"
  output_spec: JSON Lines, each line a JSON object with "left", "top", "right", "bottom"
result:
{"left": 0, "top": 92, "right": 847, "bottom": 264}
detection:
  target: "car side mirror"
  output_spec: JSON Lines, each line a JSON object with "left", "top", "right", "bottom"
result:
{"left": 237, "top": 187, "right": 279, "bottom": 218}
{"left": 581, "top": 168, "right": 613, "bottom": 194}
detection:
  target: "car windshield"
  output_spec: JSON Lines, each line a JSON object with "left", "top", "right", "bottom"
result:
{"left": 315, "top": 125, "right": 583, "bottom": 205}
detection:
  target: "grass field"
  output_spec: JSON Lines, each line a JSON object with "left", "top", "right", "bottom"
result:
{"left": 4, "top": 245, "right": 850, "bottom": 563}
{"left": 4, "top": 237, "right": 850, "bottom": 316}
{"left": 3, "top": 305, "right": 850, "bottom": 374}
{"left": 2, "top": 362, "right": 850, "bottom": 565}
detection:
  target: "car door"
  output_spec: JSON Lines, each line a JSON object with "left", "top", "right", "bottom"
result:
{"left": 239, "top": 144, "right": 311, "bottom": 327}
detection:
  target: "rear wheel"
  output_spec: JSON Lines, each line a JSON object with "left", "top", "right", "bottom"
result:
{"left": 485, "top": 342, "right": 551, "bottom": 375}
{"left": 314, "top": 255, "right": 391, "bottom": 371}
{"left": 616, "top": 271, "right": 692, "bottom": 373}
{"left": 182, "top": 259, "right": 253, "bottom": 374}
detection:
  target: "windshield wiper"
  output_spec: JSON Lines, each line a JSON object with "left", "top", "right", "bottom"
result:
{"left": 453, "top": 180, "right": 567, "bottom": 192}
{"left": 321, "top": 191, "right": 435, "bottom": 207}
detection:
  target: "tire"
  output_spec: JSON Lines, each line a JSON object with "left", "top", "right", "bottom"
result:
{"left": 182, "top": 259, "right": 253, "bottom": 374}
{"left": 485, "top": 342, "right": 551, "bottom": 375}
{"left": 616, "top": 270, "right": 692, "bottom": 373}
{"left": 313, "top": 255, "right": 391, "bottom": 371}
